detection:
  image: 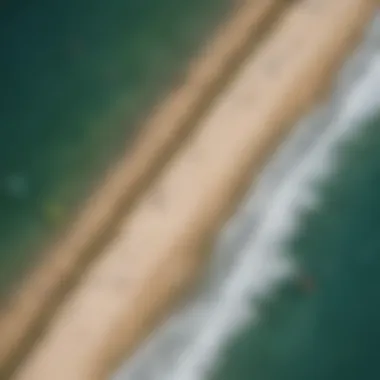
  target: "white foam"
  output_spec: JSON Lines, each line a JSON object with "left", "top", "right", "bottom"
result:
{"left": 112, "top": 13, "right": 380, "bottom": 380}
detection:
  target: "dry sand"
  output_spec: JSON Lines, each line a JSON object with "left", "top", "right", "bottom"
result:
{"left": 0, "top": 0, "right": 288, "bottom": 376}
{"left": 12, "top": 1, "right": 376, "bottom": 379}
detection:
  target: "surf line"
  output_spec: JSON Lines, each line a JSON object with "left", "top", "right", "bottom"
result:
{"left": 14, "top": 1, "right": 376, "bottom": 380}
{"left": 150, "top": 26, "right": 380, "bottom": 380}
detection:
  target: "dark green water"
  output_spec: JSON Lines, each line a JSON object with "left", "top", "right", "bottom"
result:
{"left": 108, "top": 15, "right": 380, "bottom": 380}
{"left": 0, "top": 1, "right": 232, "bottom": 294}
{"left": 211, "top": 113, "right": 380, "bottom": 380}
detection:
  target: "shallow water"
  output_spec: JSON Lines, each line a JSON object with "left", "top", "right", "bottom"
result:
{"left": 112, "top": 12, "right": 380, "bottom": 380}
{"left": 0, "top": 0, "right": 231, "bottom": 293}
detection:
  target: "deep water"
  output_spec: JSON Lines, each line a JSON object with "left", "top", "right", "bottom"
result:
{"left": 211, "top": 113, "right": 380, "bottom": 380}
{"left": 0, "top": 0, "right": 231, "bottom": 293}
{"left": 112, "top": 13, "right": 380, "bottom": 380}
{"left": 114, "top": 112, "right": 380, "bottom": 380}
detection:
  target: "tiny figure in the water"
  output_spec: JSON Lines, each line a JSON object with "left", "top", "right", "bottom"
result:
{"left": 296, "top": 272, "right": 316, "bottom": 294}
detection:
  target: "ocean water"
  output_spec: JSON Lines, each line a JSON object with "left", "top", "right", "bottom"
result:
{"left": 113, "top": 12, "right": 380, "bottom": 380}
{"left": 0, "top": 0, "right": 231, "bottom": 294}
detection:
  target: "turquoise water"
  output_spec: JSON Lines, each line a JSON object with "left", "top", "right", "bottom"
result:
{"left": 113, "top": 14, "right": 380, "bottom": 380}
{"left": 0, "top": 0, "right": 231, "bottom": 293}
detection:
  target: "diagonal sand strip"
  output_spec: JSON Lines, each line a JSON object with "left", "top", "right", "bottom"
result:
{"left": 0, "top": 0, "right": 288, "bottom": 375}
{"left": 12, "top": 1, "right": 376, "bottom": 380}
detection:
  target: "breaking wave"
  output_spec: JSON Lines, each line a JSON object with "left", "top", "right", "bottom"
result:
{"left": 112, "top": 13, "right": 380, "bottom": 380}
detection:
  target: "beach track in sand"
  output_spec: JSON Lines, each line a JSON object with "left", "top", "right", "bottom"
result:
{"left": 2, "top": 0, "right": 377, "bottom": 379}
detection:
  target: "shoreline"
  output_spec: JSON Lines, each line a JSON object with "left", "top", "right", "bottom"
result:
{"left": 0, "top": 0, "right": 288, "bottom": 376}
{"left": 12, "top": 1, "right": 376, "bottom": 379}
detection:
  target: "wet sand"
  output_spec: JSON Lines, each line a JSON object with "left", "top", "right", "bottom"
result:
{"left": 0, "top": 0, "right": 288, "bottom": 376}
{"left": 11, "top": 1, "right": 376, "bottom": 379}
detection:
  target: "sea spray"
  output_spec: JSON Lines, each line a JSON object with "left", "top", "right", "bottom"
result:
{"left": 170, "top": 64, "right": 380, "bottom": 380}
{"left": 210, "top": 24, "right": 380, "bottom": 380}
{"left": 112, "top": 13, "right": 380, "bottom": 380}
{"left": 211, "top": 95, "right": 380, "bottom": 380}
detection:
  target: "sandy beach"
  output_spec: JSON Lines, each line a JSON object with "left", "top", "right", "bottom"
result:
{"left": 0, "top": 0, "right": 289, "bottom": 376}
{"left": 10, "top": 1, "right": 376, "bottom": 379}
